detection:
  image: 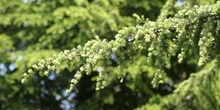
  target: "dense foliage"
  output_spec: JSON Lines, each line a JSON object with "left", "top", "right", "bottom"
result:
{"left": 1, "top": 0, "right": 220, "bottom": 109}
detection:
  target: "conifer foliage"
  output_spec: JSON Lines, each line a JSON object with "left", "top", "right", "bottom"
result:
{"left": 1, "top": 0, "right": 220, "bottom": 109}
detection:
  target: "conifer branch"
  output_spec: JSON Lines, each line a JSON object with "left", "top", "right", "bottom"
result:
{"left": 22, "top": 2, "right": 220, "bottom": 92}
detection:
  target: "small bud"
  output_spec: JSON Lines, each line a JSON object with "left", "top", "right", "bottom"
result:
{"left": 96, "top": 82, "right": 101, "bottom": 88}
{"left": 112, "top": 47, "right": 117, "bottom": 52}
{"left": 159, "top": 80, "right": 164, "bottom": 84}
{"left": 53, "top": 59, "right": 60, "bottom": 65}
{"left": 145, "top": 36, "right": 150, "bottom": 42}
{"left": 70, "top": 84, "right": 74, "bottom": 87}
{"left": 21, "top": 78, "right": 26, "bottom": 84}
{"left": 64, "top": 50, "right": 70, "bottom": 55}
{"left": 50, "top": 65, "right": 55, "bottom": 70}
{"left": 40, "top": 59, "right": 46, "bottom": 64}
{"left": 47, "top": 65, "right": 51, "bottom": 69}
{"left": 95, "top": 88, "right": 100, "bottom": 91}
{"left": 66, "top": 89, "right": 71, "bottom": 93}
{"left": 68, "top": 54, "right": 73, "bottom": 60}
{"left": 75, "top": 72, "right": 82, "bottom": 79}
{"left": 118, "top": 30, "right": 126, "bottom": 35}
{"left": 178, "top": 58, "right": 183, "bottom": 63}
{"left": 23, "top": 73, "right": 28, "bottom": 77}
{"left": 95, "top": 35, "right": 100, "bottom": 40}
{"left": 71, "top": 79, "right": 78, "bottom": 84}
{"left": 152, "top": 51, "right": 158, "bottom": 55}
{"left": 120, "top": 78, "right": 124, "bottom": 83}
{"left": 44, "top": 70, "right": 49, "bottom": 76}
{"left": 102, "top": 81, "right": 106, "bottom": 86}
{"left": 101, "top": 86, "right": 104, "bottom": 89}
{"left": 32, "top": 64, "right": 38, "bottom": 70}
{"left": 28, "top": 69, "right": 34, "bottom": 74}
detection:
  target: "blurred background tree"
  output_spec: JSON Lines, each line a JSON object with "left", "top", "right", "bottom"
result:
{"left": 0, "top": 0, "right": 219, "bottom": 110}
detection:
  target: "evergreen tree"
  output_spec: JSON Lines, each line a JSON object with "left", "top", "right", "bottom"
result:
{"left": 1, "top": 0, "right": 220, "bottom": 109}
